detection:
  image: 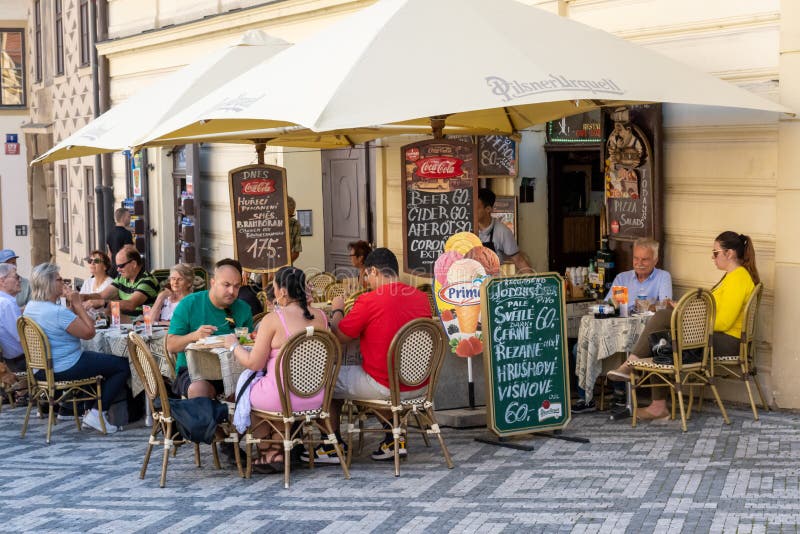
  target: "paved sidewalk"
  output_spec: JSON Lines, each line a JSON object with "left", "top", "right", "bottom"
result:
{"left": 1, "top": 404, "right": 799, "bottom": 533}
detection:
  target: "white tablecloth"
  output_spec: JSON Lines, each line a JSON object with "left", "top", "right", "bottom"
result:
{"left": 575, "top": 314, "right": 649, "bottom": 402}
{"left": 82, "top": 328, "right": 170, "bottom": 397}
{"left": 185, "top": 346, "right": 247, "bottom": 398}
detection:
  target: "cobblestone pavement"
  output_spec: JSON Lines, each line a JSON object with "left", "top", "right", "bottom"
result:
{"left": 1, "top": 403, "right": 799, "bottom": 533}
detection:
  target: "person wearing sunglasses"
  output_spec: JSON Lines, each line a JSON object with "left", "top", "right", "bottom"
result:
{"left": 81, "top": 247, "right": 158, "bottom": 316}
{"left": 79, "top": 251, "right": 113, "bottom": 318}
{"left": 167, "top": 258, "right": 253, "bottom": 399}
{"left": 607, "top": 231, "right": 759, "bottom": 420}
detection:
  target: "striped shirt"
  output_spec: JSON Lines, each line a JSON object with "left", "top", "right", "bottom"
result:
{"left": 112, "top": 269, "right": 158, "bottom": 314}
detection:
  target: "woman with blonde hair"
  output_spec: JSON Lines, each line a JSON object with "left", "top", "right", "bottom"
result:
{"left": 608, "top": 231, "right": 759, "bottom": 420}
{"left": 148, "top": 264, "right": 194, "bottom": 324}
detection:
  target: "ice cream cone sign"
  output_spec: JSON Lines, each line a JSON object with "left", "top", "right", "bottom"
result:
{"left": 434, "top": 232, "right": 500, "bottom": 357}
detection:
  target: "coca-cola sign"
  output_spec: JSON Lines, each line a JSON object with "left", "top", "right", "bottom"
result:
{"left": 241, "top": 178, "right": 275, "bottom": 196}
{"left": 416, "top": 157, "right": 463, "bottom": 179}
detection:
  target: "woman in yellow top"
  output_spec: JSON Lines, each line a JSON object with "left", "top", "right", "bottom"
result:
{"left": 608, "top": 231, "right": 759, "bottom": 420}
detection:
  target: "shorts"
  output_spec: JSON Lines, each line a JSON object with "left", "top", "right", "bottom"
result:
{"left": 173, "top": 367, "right": 224, "bottom": 398}
{"left": 333, "top": 365, "right": 426, "bottom": 401}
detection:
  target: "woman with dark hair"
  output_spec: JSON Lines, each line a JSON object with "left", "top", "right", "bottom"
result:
{"left": 349, "top": 240, "right": 372, "bottom": 286}
{"left": 223, "top": 266, "right": 329, "bottom": 470}
{"left": 607, "top": 231, "right": 758, "bottom": 420}
{"left": 23, "top": 263, "right": 130, "bottom": 434}
{"left": 80, "top": 250, "right": 112, "bottom": 317}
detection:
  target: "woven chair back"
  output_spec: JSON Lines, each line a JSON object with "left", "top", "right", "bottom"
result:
{"left": 416, "top": 284, "right": 436, "bottom": 317}
{"left": 671, "top": 288, "right": 715, "bottom": 369}
{"left": 127, "top": 332, "right": 171, "bottom": 418}
{"left": 17, "top": 316, "right": 54, "bottom": 387}
{"left": 276, "top": 328, "right": 341, "bottom": 417}
{"left": 324, "top": 281, "right": 348, "bottom": 301}
{"left": 256, "top": 290, "right": 270, "bottom": 313}
{"left": 344, "top": 289, "right": 367, "bottom": 314}
{"left": 740, "top": 283, "right": 763, "bottom": 369}
{"left": 307, "top": 272, "right": 336, "bottom": 303}
{"left": 252, "top": 312, "right": 267, "bottom": 329}
{"left": 386, "top": 318, "right": 447, "bottom": 404}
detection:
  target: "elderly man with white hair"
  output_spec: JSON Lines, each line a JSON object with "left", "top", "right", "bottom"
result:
{"left": 0, "top": 263, "right": 25, "bottom": 372}
{"left": 604, "top": 237, "right": 672, "bottom": 305}
{"left": 573, "top": 237, "right": 673, "bottom": 414}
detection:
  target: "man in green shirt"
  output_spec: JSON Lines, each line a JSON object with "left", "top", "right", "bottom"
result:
{"left": 167, "top": 258, "right": 254, "bottom": 399}
{"left": 82, "top": 247, "right": 158, "bottom": 315}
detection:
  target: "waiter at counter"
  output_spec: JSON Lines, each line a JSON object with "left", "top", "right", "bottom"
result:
{"left": 476, "top": 188, "right": 533, "bottom": 273}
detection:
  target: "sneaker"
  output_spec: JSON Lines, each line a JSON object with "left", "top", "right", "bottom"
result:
{"left": 572, "top": 399, "right": 596, "bottom": 414}
{"left": 371, "top": 437, "right": 407, "bottom": 461}
{"left": 82, "top": 409, "right": 118, "bottom": 434}
{"left": 612, "top": 394, "right": 628, "bottom": 408}
{"left": 301, "top": 442, "right": 345, "bottom": 465}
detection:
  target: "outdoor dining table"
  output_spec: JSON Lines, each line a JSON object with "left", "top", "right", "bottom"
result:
{"left": 81, "top": 326, "right": 171, "bottom": 397}
{"left": 575, "top": 313, "right": 650, "bottom": 402}
{"left": 185, "top": 342, "right": 247, "bottom": 398}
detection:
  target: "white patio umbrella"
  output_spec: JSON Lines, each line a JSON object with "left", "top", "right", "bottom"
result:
{"left": 140, "top": 0, "right": 791, "bottom": 147}
{"left": 31, "top": 30, "right": 354, "bottom": 165}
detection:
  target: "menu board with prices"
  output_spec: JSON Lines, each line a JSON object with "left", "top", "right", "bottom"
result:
{"left": 481, "top": 273, "right": 571, "bottom": 436}
{"left": 401, "top": 139, "right": 477, "bottom": 276}
{"left": 477, "top": 135, "right": 518, "bottom": 177}
{"left": 228, "top": 164, "right": 291, "bottom": 274}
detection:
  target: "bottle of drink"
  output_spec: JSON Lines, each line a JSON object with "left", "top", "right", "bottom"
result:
{"left": 596, "top": 236, "right": 616, "bottom": 295}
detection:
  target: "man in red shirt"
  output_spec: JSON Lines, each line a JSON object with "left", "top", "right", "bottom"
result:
{"left": 303, "top": 248, "right": 431, "bottom": 464}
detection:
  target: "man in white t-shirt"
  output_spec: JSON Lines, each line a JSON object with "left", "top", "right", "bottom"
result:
{"left": 476, "top": 188, "right": 532, "bottom": 273}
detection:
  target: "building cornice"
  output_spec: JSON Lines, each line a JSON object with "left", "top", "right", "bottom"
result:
{"left": 97, "top": 0, "right": 374, "bottom": 58}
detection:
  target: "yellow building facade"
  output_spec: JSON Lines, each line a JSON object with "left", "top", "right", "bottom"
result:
{"left": 96, "top": 0, "right": 799, "bottom": 407}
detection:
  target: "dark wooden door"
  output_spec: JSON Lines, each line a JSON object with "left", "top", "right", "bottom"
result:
{"left": 321, "top": 147, "right": 371, "bottom": 277}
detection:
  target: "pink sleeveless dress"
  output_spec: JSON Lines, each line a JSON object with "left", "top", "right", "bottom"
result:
{"left": 249, "top": 308, "right": 327, "bottom": 412}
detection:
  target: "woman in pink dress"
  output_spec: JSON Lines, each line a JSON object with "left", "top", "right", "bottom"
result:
{"left": 228, "top": 266, "right": 328, "bottom": 469}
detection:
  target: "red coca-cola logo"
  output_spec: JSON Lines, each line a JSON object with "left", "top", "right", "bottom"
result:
{"left": 406, "top": 147, "right": 420, "bottom": 162}
{"left": 241, "top": 179, "right": 275, "bottom": 196}
{"left": 610, "top": 220, "right": 620, "bottom": 234}
{"left": 416, "top": 157, "right": 463, "bottom": 179}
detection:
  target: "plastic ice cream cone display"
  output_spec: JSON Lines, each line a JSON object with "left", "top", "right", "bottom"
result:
{"left": 444, "top": 232, "right": 482, "bottom": 255}
{"left": 456, "top": 303, "right": 481, "bottom": 334}
{"left": 465, "top": 246, "right": 500, "bottom": 276}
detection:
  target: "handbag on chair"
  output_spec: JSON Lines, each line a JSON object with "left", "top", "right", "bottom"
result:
{"left": 649, "top": 331, "right": 703, "bottom": 366}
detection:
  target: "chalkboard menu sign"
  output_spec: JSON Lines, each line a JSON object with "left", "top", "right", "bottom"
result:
{"left": 228, "top": 164, "right": 291, "bottom": 274}
{"left": 401, "top": 140, "right": 477, "bottom": 276}
{"left": 481, "top": 273, "right": 570, "bottom": 436}
{"left": 478, "top": 135, "right": 518, "bottom": 177}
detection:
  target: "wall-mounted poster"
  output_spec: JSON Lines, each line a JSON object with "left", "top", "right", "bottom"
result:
{"left": 491, "top": 195, "right": 517, "bottom": 238}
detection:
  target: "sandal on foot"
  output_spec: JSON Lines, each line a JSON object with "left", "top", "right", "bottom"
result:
{"left": 606, "top": 370, "right": 630, "bottom": 382}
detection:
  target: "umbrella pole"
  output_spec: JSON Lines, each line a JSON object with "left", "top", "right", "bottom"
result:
{"left": 430, "top": 115, "right": 448, "bottom": 139}
{"left": 254, "top": 140, "right": 267, "bottom": 164}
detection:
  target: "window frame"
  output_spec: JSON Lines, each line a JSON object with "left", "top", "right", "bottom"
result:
{"left": 34, "top": 0, "right": 42, "bottom": 82}
{"left": 0, "top": 28, "right": 27, "bottom": 107}
{"left": 59, "top": 166, "right": 70, "bottom": 253}
{"left": 79, "top": 0, "right": 90, "bottom": 67}
{"left": 54, "top": 0, "right": 64, "bottom": 75}
{"left": 85, "top": 167, "right": 96, "bottom": 254}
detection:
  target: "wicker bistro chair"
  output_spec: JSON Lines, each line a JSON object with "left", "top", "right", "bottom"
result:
{"left": 343, "top": 289, "right": 367, "bottom": 315}
{"left": 324, "top": 281, "right": 348, "bottom": 301}
{"left": 307, "top": 272, "right": 336, "bottom": 303}
{"left": 252, "top": 311, "right": 267, "bottom": 330}
{"left": 242, "top": 327, "right": 349, "bottom": 488}
{"left": 256, "top": 290, "right": 270, "bottom": 313}
{"left": 127, "top": 333, "right": 242, "bottom": 487}
{"left": 345, "top": 318, "right": 454, "bottom": 476}
{"left": 628, "top": 289, "right": 730, "bottom": 432}
{"left": 16, "top": 317, "right": 106, "bottom": 443}
{"left": 416, "top": 283, "right": 437, "bottom": 317}
{"left": 712, "top": 283, "right": 768, "bottom": 420}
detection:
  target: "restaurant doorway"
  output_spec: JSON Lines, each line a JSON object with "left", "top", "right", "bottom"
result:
{"left": 321, "top": 144, "right": 376, "bottom": 275}
{"left": 546, "top": 148, "right": 604, "bottom": 274}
